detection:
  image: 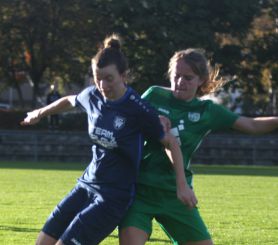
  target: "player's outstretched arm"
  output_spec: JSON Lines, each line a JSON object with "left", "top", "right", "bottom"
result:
{"left": 160, "top": 133, "right": 198, "bottom": 208}
{"left": 233, "top": 116, "right": 278, "bottom": 134}
{"left": 21, "top": 95, "right": 76, "bottom": 126}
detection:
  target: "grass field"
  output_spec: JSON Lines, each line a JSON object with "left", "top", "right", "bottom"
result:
{"left": 0, "top": 161, "right": 277, "bottom": 245}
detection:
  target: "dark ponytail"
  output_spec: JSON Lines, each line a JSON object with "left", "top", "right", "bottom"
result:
{"left": 92, "top": 34, "right": 128, "bottom": 74}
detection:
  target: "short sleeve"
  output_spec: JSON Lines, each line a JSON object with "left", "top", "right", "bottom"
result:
{"left": 210, "top": 103, "right": 239, "bottom": 131}
{"left": 75, "top": 86, "right": 94, "bottom": 112}
{"left": 68, "top": 95, "right": 77, "bottom": 107}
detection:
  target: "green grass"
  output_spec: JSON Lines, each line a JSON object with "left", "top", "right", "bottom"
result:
{"left": 0, "top": 161, "right": 277, "bottom": 245}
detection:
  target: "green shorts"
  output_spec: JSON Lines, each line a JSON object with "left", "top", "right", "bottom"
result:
{"left": 120, "top": 184, "right": 211, "bottom": 243}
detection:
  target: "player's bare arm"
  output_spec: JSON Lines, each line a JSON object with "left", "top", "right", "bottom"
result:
{"left": 21, "top": 95, "right": 76, "bottom": 126}
{"left": 160, "top": 133, "right": 198, "bottom": 208}
{"left": 233, "top": 116, "right": 278, "bottom": 134}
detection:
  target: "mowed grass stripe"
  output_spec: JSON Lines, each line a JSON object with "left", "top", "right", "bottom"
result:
{"left": 0, "top": 162, "right": 277, "bottom": 245}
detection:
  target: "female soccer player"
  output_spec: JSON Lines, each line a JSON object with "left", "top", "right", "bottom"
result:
{"left": 119, "top": 48, "right": 278, "bottom": 245}
{"left": 21, "top": 36, "right": 195, "bottom": 245}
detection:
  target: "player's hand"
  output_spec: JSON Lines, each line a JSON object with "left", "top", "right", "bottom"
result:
{"left": 159, "top": 115, "right": 171, "bottom": 133}
{"left": 20, "top": 109, "right": 42, "bottom": 126}
{"left": 177, "top": 183, "right": 198, "bottom": 208}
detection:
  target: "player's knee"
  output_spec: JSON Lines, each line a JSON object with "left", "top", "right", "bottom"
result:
{"left": 119, "top": 227, "right": 148, "bottom": 245}
{"left": 35, "top": 231, "right": 57, "bottom": 245}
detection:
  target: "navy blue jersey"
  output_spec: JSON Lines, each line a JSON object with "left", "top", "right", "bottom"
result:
{"left": 74, "top": 85, "right": 164, "bottom": 192}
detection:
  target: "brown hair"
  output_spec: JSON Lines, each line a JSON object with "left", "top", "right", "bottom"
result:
{"left": 168, "top": 48, "right": 228, "bottom": 97}
{"left": 92, "top": 34, "right": 128, "bottom": 74}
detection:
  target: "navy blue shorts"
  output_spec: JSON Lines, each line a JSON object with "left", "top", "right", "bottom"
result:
{"left": 42, "top": 184, "right": 133, "bottom": 245}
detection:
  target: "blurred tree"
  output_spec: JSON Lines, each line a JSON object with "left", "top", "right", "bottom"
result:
{"left": 238, "top": 0, "right": 278, "bottom": 115}
{"left": 194, "top": 0, "right": 277, "bottom": 115}
{"left": 0, "top": 21, "right": 26, "bottom": 107}
{"left": 0, "top": 0, "right": 276, "bottom": 115}
{"left": 0, "top": 0, "right": 100, "bottom": 106}
{"left": 91, "top": 0, "right": 262, "bottom": 94}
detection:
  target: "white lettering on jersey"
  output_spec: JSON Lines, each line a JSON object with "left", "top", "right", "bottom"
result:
{"left": 170, "top": 120, "right": 185, "bottom": 145}
{"left": 90, "top": 126, "right": 117, "bottom": 149}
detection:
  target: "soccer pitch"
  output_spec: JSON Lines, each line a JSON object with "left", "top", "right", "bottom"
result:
{"left": 0, "top": 162, "right": 277, "bottom": 245}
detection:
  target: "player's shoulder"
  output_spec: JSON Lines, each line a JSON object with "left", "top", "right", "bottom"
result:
{"left": 126, "top": 87, "right": 147, "bottom": 106}
{"left": 146, "top": 85, "right": 171, "bottom": 94}
{"left": 82, "top": 85, "right": 97, "bottom": 95}
{"left": 125, "top": 87, "right": 155, "bottom": 113}
{"left": 77, "top": 85, "right": 97, "bottom": 99}
{"left": 198, "top": 97, "right": 214, "bottom": 105}
{"left": 143, "top": 86, "right": 172, "bottom": 99}
{"left": 198, "top": 97, "right": 231, "bottom": 116}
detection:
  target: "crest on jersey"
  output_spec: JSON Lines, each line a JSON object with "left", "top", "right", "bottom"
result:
{"left": 113, "top": 116, "right": 126, "bottom": 130}
{"left": 188, "top": 112, "right": 200, "bottom": 122}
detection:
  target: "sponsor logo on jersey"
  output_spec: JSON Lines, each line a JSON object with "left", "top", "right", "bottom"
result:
{"left": 89, "top": 126, "right": 117, "bottom": 149}
{"left": 188, "top": 112, "right": 200, "bottom": 122}
{"left": 113, "top": 116, "right": 126, "bottom": 130}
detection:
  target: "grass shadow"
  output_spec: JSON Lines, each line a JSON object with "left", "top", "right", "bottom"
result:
{"left": 0, "top": 225, "right": 40, "bottom": 233}
{"left": 0, "top": 161, "right": 85, "bottom": 171}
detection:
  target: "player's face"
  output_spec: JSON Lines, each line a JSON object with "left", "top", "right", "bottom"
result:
{"left": 93, "top": 64, "right": 126, "bottom": 100}
{"left": 170, "top": 59, "right": 204, "bottom": 101}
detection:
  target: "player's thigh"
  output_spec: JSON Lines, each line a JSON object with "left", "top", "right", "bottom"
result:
{"left": 41, "top": 185, "right": 89, "bottom": 240}
{"left": 119, "top": 204, "right": 153, "bottom": 237}
{"left": 157, "top": 205, "right": 211, "bottom": 244}
{"left": 119, "top": 186, "right": 158, "bottom": 237}
{"left": 61, "top": 190, "right": 132, "bottom": 245}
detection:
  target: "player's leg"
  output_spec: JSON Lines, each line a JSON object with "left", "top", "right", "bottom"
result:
{"left": 156, "top": 189, "right": 212, "bottom": 245}
{"left": 36, "top": 185, "right": 88, "bottom": 245}
{"left": 120, "top": 227, "right": 149, "bottom": 245}
{"left": 60, "top": 187, "right": 132, "bottom": 245}
{"left": 35, "top": 231, "right": 58, "bottom": 245}
{"left": 119, "top": 185, "right": 157, "bottom": 245}
{"left": 157, "top": 210, "right": 213, "bottom": 245}
{"left": 55, "top": 240, "right": 64, "bottom": 245}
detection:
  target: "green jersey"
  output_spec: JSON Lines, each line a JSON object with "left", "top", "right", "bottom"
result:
{"left": 138, "top": 86, "right": 239, "bottom": 191}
